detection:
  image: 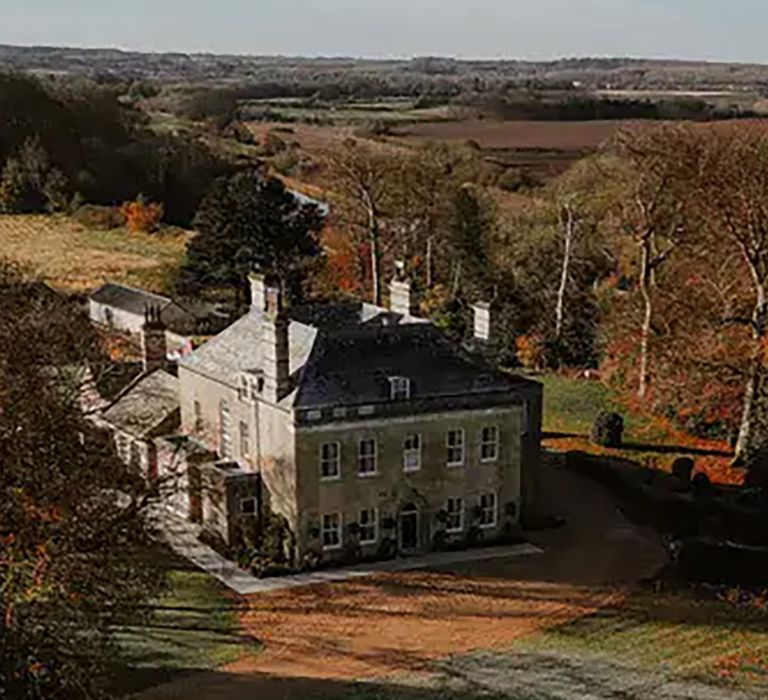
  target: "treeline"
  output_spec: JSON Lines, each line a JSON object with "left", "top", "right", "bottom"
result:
{"left": 0, "top": 72, "right": 233, "bottom": 226}
{"left": 307, "top": 124, "right": 768, "bottom": 469}
{"left": 482, "top": 95, "right": 756, "bottom": 122}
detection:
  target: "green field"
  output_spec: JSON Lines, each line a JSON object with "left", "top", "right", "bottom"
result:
{"left": 111, "top": 548, "right": 258, "bottom": 696}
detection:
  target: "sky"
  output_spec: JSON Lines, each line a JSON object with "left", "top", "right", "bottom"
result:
{"left": 2, "top": 0, "right": 767, "bottom": 63}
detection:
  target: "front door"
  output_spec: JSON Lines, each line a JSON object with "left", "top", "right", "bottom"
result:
{"left": 400, "top": 506, "right": 419, "bottom": 551}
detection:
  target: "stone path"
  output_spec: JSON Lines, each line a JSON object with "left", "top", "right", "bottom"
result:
{"left": 150, "top": 506, "right": 542, "bottom": 595}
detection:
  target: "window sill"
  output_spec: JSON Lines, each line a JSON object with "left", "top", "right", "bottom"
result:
{"left": 359, "top": 539, "right": 377, "bottom": 546}
{"left": 480, "top": 457, "right": 499, "bottom": 464}
{"left": 445, "top": 528, "right": 463, "bottom": 535}
{"left": 357, "top": 471, "right": 379, "bottom": 479}
{"left": 479, "top": 522, "right": 497, "bottom": 530}
{"left": 322, "top": 544, "right": 342, "bottom": 552}
{"left": 403, "top": 467, "right": 421, "bottom": 474}
{"left": 446, "top": 463, "right": 465, "bottom": 469}
{"left": 320, "top": 475, "right": 342, "bottom": 483}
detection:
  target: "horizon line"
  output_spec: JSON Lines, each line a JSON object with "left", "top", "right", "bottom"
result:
{"left": 1, "top": 41, "right": 764, "bottom": 69}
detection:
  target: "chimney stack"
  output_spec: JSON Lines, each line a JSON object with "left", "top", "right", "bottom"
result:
{"left": 249, "top": 272, "right": 266, "bottom": 313}
{"left": 142, "top": 305, "right": 168, "bottom": 373}
{"left": 472, "top": 302, "right": 491, "bottom": 343}
{"left": 261, "top": 285, "right": 291, "bottom": 403}
{"left": 389, "top": 263, "right": 416, "bottom": 316}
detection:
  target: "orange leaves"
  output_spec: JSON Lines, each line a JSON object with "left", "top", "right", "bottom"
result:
{"left": 516, "top": 334, "right": 546, "bottom": 371}
{"left": 120, "top": 197, "right": 164, "bottom": 234}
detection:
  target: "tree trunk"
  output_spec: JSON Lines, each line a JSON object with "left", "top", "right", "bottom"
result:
{"left": 426, "top": 236, "right": 433, "bottom": 289}
{"left": 638, "top": 236, "right": 653, "bottom": 400}
{"left": 735, "top": 283, "right": 767, "bottom": 463}
{"left": 365, "top": 198, "right": 382, "bottom": 306}
{"left": 555, "top": 204, "right": 575, "bottom": 340}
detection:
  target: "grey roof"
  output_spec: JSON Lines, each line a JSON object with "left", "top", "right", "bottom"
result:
{"left": 179, "top": 309, "right": 317, "bottom": 387}
{"left": 90, "top": 283, "right": 173, "bottom": 316}
{"left": 294, "top": 324, "right": 529, "bottom": 409}
{"left": 103, "top": 370, "right": 180, "bottom": 438}
{"left": 179, "top": 299, "right": 527, "bottom": 411}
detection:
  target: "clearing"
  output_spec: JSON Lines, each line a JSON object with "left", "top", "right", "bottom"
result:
{"left": 0, "top": 214, "right": 189, "bottom": 294}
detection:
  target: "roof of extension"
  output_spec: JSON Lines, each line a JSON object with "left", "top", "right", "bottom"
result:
{"left": 102, "top": 369, "right": 180, "bottom": 438}
{"left": 90, "top": 283, "right": 175, "bottom": 316}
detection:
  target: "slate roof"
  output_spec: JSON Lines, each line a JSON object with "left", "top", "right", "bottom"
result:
{"left": 90, "top": 283, "right": 173, "bottom": 316}
{"left": 294, "top": 324, "right": 530, "bottom": 409}
{"left": 180, "top": 298, "right": 535, "bottom": 412}
{"left": 179, "top": 309, "right": 318, "bottom": 388}
{"left": 102, "top": 370, "right": 180, "bottom": 438}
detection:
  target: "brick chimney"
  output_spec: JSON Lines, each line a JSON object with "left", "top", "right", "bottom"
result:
{"left": 261, "top": 285, "right": 290, "bottom": 403}
{"left": 249, "top": 271, "right": 266, "bottom": 313}
{"left": 472, "top": 302, "right": 491, "bottom": 342}
{"left": 142, "top": 304, "right": 168, "bottom": 373}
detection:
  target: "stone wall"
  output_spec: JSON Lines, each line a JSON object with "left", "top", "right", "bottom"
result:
{"left": 295, "top": 404, "right": 525, "bottom": 562}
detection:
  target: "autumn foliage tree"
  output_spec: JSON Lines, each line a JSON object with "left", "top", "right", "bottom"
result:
{"left": 120, "top": 194, "right": 164, "bottom": 233}
{"left": 0, "top": 262, "right": 166, "bottom": 699}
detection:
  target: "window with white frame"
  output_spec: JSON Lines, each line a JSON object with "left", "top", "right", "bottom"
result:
{"left": 219, "top": 400, "right": 232, "bottom": 458}
{"left": 446, "top": 497, "right": 464, "bottom": 533}
{"left": 478, "top": 492, "right": 497, "bottom": 528}
{"left": 403, "top": 433, "right": 421, "bottom": 472}
{"left": 389, "top": 376, "right": 411, "bottom": 400}
{"left": 358, "top": 508, "right": 378, "bottom": 544}
{"left": 480, "top": 426, "right": 499, "bottom": 462}
{"left": 446, "top": 429, "right": 465, "bottom": 466}
{"left": 319, "top": 442, "right": 341, "bottom": 480}
{"left": 240, "top": 421, "right": 250, "bottom": 459}
{"left": 241, "top": 498, "right": 256, "bottom": 516}
{"left": 358, "top": 438, "right": 377, "bottom": 476}
{"left": 322, "top": 512, "right": 342, "bottom": 550}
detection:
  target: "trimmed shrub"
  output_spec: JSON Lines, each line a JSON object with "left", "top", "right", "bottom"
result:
{"left": 671, "top": 457, "right": 695, "bottom": 485}
{"left": 590, "top": 412, "right": 625, "bottom": 447}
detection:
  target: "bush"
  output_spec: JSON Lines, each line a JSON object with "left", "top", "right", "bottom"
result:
{"left": 590, "top": 412, "right": 625, "bottom": 447}
{"left": 516, "top": 333, "right": 546, "bottom": 371}
{"left": 120, "top": 196, "right": 164, "bottom": 233}
{"left": 71, "top": 204, "right": 126, "bottom": 230}
{"left": 692, "top": 472, "right": 715, "bottom": 503}
{"left": 671, "top": 457, "right": 695, "bottom": 486}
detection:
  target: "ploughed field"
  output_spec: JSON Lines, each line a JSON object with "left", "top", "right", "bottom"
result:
{"left": 390, "top": 119, "right": 628, "bottom": 151}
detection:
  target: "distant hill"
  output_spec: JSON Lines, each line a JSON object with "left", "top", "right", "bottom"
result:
{"left": 3, "top": 43, "right": 768, "bottom": 94}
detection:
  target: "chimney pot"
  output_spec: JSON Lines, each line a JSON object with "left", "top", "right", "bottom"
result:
{"left": 389, "top": 278, "right": 415, "bottom": 317}
{"left": 473, "top": 302, "right": 491, "bottom": 342}
{"left": 249, "top": 272, "right": 266, "bottom": 312}
{"left": 142, "top": 304, "right": 168, "bottom": 373}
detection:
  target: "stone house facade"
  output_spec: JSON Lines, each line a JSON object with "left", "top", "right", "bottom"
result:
{"left": 174, "top": 273, "right": 542, "bottom": 564}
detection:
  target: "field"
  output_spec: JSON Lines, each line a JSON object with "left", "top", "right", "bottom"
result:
{"left": 0, "top": 215, "right": 189, "bottom": 294}
{"left": 391, "top": 119, "right": 626, "bottom": 152}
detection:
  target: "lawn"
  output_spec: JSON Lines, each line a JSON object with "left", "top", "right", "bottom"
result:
{"left": 0, "top": 214, "right": 189, "bottom": 294}
{"left": 538, "top": 373, "right": 742, "bottom": 484}
{"left": 501, "top": 586, "right": 768, "bottom": 691}
{"left": 110, "top": 547, "right": 258, "bottom": 696}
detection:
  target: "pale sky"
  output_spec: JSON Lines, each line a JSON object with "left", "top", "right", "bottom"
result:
{"left": 1, "top": 0, "right": 766, "bottom": 63}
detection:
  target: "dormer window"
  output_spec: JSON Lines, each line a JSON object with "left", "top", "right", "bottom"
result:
{"left": 389, "top": 376, "right": 411, "bottom": 401}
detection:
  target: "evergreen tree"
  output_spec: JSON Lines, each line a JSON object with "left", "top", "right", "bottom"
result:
{"left": 180, "top": 169, "right": 325, "bottom": 304}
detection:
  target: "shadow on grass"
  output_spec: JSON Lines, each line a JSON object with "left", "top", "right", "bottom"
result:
{"left": 544, "top": 432, "right": 733, "bottom": 458}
